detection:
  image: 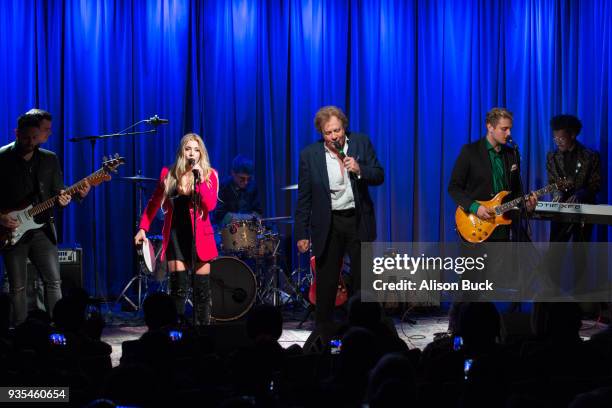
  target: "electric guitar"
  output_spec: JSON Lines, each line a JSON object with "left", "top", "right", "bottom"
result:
{"left": 0, "top": 155, "right": 125, "bottom": 249}
{"left": 308, "top": 255, "right": 348, "bottom": 307}
{"left": 455, "top": 179, "right": 572, "bottom": 243}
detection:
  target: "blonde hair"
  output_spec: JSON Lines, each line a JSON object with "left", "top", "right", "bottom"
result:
{"left": 164, "top": 133, "right": 213, "bottom": 199}
{"left": 485, "top": 108, "right": 513, "bottom": 128}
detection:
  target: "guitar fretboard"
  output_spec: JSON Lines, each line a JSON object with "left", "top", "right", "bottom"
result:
{"left": 28, "top": 169, "right": 107, "bottom": 217}
{"left": 495, "top": 183, "right": 558, "bottom": 214}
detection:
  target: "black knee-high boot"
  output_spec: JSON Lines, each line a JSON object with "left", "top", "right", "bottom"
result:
{"left": 193, "top": 274, "right": 212, "bottom": 326}
{"left": 168, "top": 271, "right": 188, "bottom": 319}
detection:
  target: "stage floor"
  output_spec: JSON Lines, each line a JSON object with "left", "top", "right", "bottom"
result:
{"left": 101, "top": 310, "right": 607, "bottom": 367}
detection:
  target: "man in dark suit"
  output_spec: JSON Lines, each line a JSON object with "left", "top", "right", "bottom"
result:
{"left": 0, "top": 109, "right": 90, "bottom": 325}
{"left": 546, "top": 114, "right": 601, "bottom": 242}
{"left": 295, "top": 105, "right": 384, "bottom": 332}
{"left": 448, "top": 107, "right": 537, "bottom": 242}
{"left": 448, "top": 108, "right": 536, "bottom": 309}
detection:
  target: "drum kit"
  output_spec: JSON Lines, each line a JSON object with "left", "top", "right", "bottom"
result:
{"left": 114, "top": 176, "right": 308, "bottom": 321}
{"left": 217, "top": 214, "right": 303, "bottom": 317}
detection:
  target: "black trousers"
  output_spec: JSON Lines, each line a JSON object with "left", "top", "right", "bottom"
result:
{"left": 549, "top": 222, "right": 593, "bottom": 296}
{"left": 315, "top": 211, "right": 361, "bottom": 327}
{"left": 550, "top": 221, "right": 593, "bottom": 243}
{"left": 2, "top": 229, "right": 61, "bottom": 325}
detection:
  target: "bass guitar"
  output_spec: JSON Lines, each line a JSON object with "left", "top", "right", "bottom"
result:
{"left": 455, "top": 179, "right": 572, "bottom": 243}
{"left": 0, "top": 155, "right": 125, "bottom": 249}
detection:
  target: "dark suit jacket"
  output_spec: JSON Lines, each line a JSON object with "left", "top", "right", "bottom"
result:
{"left": 295, "top": 132, "right": 384, "bottom": 258}
{"left": 448, "top": 138, "right": 521, "bottom": 211}
{"left": 0, "top": 142, "right": 64, "bottom": 243}
{"left": 546, "top": 141, "right": 601, "bottom": 204}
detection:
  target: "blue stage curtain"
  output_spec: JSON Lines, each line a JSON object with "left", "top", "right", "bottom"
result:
{"left": 0, "top": 0, "right": 610, "bottom": 297}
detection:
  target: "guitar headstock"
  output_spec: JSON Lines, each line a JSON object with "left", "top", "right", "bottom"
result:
{"left": 89, "top": 154, "right": 126, "bottom": 186}
{"left": 102, "top": 154, "right": 126, "bottom": 173}
{"left": 555, "top": 177, "right": 574, "bottom": 193}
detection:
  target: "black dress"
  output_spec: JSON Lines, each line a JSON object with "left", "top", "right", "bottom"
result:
{"left": 165, "top": 194, "right": 198, "bottom": 263}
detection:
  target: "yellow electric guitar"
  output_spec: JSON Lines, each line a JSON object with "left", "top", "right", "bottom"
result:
{"left": 455, "top": 179, "right": 572, "bottom": 243}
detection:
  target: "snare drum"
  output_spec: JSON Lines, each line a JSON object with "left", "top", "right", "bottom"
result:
{"left": 210, "top": 257, "right": 257, "bottom": 321}
{"left": 221, "top": 220, "right": 259, "bottom": 254}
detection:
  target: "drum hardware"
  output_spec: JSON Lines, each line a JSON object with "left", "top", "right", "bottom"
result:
{"left": 114, "top": 239, "right": 152, "bottom": 311}
{"left": 114, "top": 235, "right": 165, "bottom": 311}
{"left": 117, "top": 175, "right": 158, "bottom": 183}
{"left": 257, "top": 238, "right": 311, "bottom": 310}
{"left": 113, "top": 172, "right": 161, "bottom": 311}
{"left": 249, "top": 216, "right": 304, "bottom": 307}
{"left": 260, "top": 216, "right": 294, "bottom": 224}
{"left": 289, "top": 257, "right": 312, "bottom": 308}
{"left": 257, "top": 237, "right": 285, "bottom": 306}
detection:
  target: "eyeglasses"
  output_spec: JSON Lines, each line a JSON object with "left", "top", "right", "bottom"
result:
{"left": 553, "top": 134, "right": 571, "bottom": 141}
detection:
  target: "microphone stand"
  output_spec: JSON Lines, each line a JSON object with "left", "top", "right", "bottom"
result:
{"left": 68, "top": 120, "right": 158, "bottom": 307}
{"left": 511, "top": 143, "right": 527, "bottom": 310}
{"left": 191, "top": 167, "right": 199, "bottom": 327}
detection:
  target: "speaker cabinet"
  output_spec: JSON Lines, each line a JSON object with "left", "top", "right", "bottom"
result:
{"left": 26, "top": 248, "right": 83, "bottom": 295}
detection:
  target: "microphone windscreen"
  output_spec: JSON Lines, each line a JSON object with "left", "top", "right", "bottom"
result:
{"left": 333, "top": 141, "right": 346, "bottom": 159}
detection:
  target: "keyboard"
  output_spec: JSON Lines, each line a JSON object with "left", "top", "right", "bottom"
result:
{"left": 533, "top": 201, "right": 612, "bottom": 225}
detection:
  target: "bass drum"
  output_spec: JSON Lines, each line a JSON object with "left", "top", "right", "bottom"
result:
{"left": 210, "top": 257, "right": 257, "bottom": 321}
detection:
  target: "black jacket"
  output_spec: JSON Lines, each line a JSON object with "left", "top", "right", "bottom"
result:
{"left": 295, "top": 132, "right": 384, "bottom": 258}
{"left": 448, "top": 138, "right": 521, "bottom": 211}
{"left": 214, "top": 176, "right": 262, "bottom": 225}
{"left": 0, "top": 142, "right": 64, "bottom": 243}
{"left": 546, "top": 141, "right": 601, "bottom": 204}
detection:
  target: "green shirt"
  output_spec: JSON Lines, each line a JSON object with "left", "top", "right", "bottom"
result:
{"left": 469, "top": 139, "right": 509, "bottom": 240}
{"left": 468, "top": 139, "right": 507, "bottom": 214}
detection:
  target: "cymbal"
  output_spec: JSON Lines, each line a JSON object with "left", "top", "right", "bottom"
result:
{"left": 261, "top": 216, "right": 294, "bottom": 224}
{"left": 117, "top": 175, "right": 158, "bottom": 183}
{"left": 281, "top": 184, "right": 298, "bottom": 190}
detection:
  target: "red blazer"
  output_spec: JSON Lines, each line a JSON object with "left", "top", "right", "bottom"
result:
{"left": 139, "top": 166, "right": 219, "bottom": 262}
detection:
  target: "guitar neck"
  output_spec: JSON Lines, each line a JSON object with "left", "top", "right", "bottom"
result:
{"left": 28, "top": 169, "right": 106, "bottom": 217}
{"left": 496, "top": 184, "right": 557, "bottom": 214}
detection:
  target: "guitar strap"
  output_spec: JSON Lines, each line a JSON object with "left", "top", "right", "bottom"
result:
{"left": 31, "top": 153, "right": 42, "bottom": 205}
{"left": 24, "top": 149, "right": 42, "bottom": 207}
{"left": 29, "top": 152, "right": 55, "bottom": 231}
{"left": 502, "top": 148, "right": 512, "bottom": 192}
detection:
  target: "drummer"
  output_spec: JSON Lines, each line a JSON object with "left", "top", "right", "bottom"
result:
{"left": 214, "top": 154, "right": 263, "bottom": 227}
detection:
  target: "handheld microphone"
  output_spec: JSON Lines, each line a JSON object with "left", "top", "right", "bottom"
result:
{"left": 145, "top": 115, "right": 169, "bottom": 125}
{"left": 333, "top": 140, "right": 357, "bottom": 179}
{"left": 187, "top": 158, "right": 199, "bottom": 181}
{"left": 507, "top": 136, "right": 519, "bottom": 150}
{"left": 332, "top": 141, "right": 346, "bottom": 160}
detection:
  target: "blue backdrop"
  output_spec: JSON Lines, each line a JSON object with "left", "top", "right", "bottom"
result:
{"left": 0, "top": 0, "right": 610, "bottom": 298}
